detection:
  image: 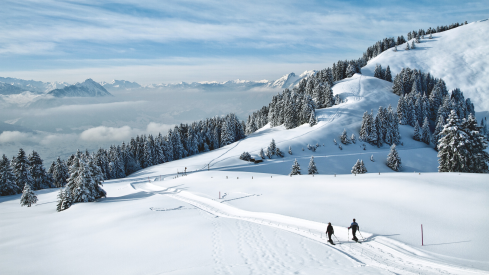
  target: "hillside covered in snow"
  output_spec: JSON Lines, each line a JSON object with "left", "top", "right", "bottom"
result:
{"left": 1, "top": 19, "right": 489, "bottom": 275}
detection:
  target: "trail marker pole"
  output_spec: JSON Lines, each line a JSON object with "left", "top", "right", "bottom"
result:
{"left": 421, "top": 224, "right": 424, "bottom": 246}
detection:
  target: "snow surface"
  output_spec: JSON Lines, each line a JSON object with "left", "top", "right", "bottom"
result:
{"left": 362, "top": 19, "right": 489, "bottom": 112}
{"left": 1, "top": 73, "right": 488, "bottom": 274}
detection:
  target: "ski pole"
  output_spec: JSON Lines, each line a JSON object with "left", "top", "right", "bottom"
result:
{"left": 358, "top": 230, "right": 365, "bottom": 241}
{"left": 333, "top": 234, "right": 341, "bottom": 244}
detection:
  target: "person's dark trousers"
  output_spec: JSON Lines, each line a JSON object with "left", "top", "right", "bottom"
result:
{"left": 352, "top": 230, "right": 358, "bottom": 240}
{"left": 328, "top": 232, "right": 333, "bottom": 241}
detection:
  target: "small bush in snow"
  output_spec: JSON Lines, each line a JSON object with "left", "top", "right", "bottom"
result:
{"left": 333, "top": 139, "right": 337, "bottom": 145}
{"left": 351, "top": 134, "right": 356, "bottom": 144}
{"left": 370, "top": 155, "right": 374, "bottom": 162}
{"left": 239, "top": 152, "right": 252, "bottom": 161}
{"left": 307, "top": 144, "right": 316, "bottom": 152}
{"left": 338, "top": 144, "right": 343, "bottom": 150}
{"left": 288, "top": 146, "right": 292, "bottom": 155}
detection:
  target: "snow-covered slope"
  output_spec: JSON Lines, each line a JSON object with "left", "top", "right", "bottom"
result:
{"left": 47, "top": 79, "right": 113, "bottom": 97}
{"left": 362, "top": 19, "right": 489, "bottom": 112}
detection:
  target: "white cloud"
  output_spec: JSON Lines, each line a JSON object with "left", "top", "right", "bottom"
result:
{"left": 0, "top": 131, "right": 34, "bottom": 143}
{"left": 79, "top": 126, "right": 134, "bottom": 142}
{"left": 146, "top": 122, "right": 174, "bottom": 136}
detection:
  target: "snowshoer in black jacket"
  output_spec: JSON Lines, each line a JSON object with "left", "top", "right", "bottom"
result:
{"left": 348, "top": 219, "right": 359, "bottom": 241}
{"left": 326, "top": 222, "right": 334, "bottom": 244}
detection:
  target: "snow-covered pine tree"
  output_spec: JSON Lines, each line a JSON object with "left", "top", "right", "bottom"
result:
{"left": 309, "top": 110, "right": 317, "bottom": 127}
{"left": 386, "top": 144, "right": 402, "bottom": 171}
{"left": 307, "top": 156, "right": 318, "bottom": 174}
{"left": 259, "top": 148, "right": 266, "bottom": 159}
{"left": 374, "top": 64, "right": 383, "bottom": 79}
{"left": 0, "top": 154, "right": 20, "bottom": 195}
{"left": 12, "top": 148, "right": 33, "bottom": 191}
{"left": 461, "top": 115, "right": 489, "bottom": 173}
{"left": 429, "top": 33, "right": 432, "bottom": 39}
{"left": 421, "top": 117, "right": 431, "bottom": 144}
{"left": 288, "top": 146, "right": 292, "bottom": 155}
{"left": 411, "top": 41, "right": 416, "bottom": 49}
{"left": 20, "top": 183, "right": 38, "bottom": 207}
{"left": 432, "top": 115, "right": 445, "bottom": 149}
{"left": 56, "top": 187, "right": 65, "bottom": 212}
{"left": 405, "top": 43, "right": 410, "bottom": 50}
{"left": 266, "top": 147, "right": 273, "bottom": 159}
{"left": 312, "top": 84, "right": 324, "bottom": 108}
{"left": 346, "top": 63, "right": 355, "bottom": 78}
{"left": 437, "top": 110, "right": 470, "bottom": 172}
{"left": 290, "top": 159, "right": 301, "bottom": 176}
{"left": 393, "top": 45, "right": 397, "bottom": 52}
{"left": 28, "top": 151, "right": 53, "bottom": 190}
{"left": 351, "top": 159, "right": 367, "bottom": 174}
{"left": 351, "top": 134, "right": 356, "bottom": 144}
{"left": 359, "top": 111, "right": 370, "bottom": 141}
{"left": 324, "top": 84, "right": 334, "bottom": 108}
{"left": 275, "top": 148, "right": 284, "bottom": 158}
{"left": 384, "top": 66, "right": 392, "bottom": 82}
{"left": 413, "top": 120, "right": 421, "bottom": 141}
{"left": 269, "top": 139, "right": 277, "bottom": 155}
{"left": 340, "top": 129, "right": 351, "bottom": 144}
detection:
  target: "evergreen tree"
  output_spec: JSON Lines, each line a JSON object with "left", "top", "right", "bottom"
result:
{"left": 56, "top": 187, "right": 65, "bottom": 212}
{"left": 386, "top": 144, "right": 402, "bottom": 171}
{"left": 269, "top": 139, "right": 277, "bottom": 155}
{"left": 307, "top": 156, "right": 318, "bottom": 174}
{"left": 351, "top": 134, "right": 356, "bottom": 144}
{"left": 411, "top": 41, "right": 416, "bottom": 49}
{"left": 266, "top": 147, "right": 273, "bottom": 159}
{"left": 384, "top": 66, "right": 392, "bottom": 82}
{"left": 12, "top": 148, "right": 33, "bottom": 191}
{"left": 323, "top": 84, "right": 334, "bottom": 108}
{"left": 309, "top": 110, "right": 317, "bottom": 127}
{"left": 288, "top": 146, "right": 293, "bottom": 155}
{"left": 421, "top": 117, "right": 431, "bottom": 144}
{"left": 340, "top": 129, "right": 351, "bottom": 144}
{"left": 275, "top": 148, "right": 284, "bottom": 158}
{"left": 413, "top": 120, "right": 421, "bottom": 141}
{"left": 0, "top": 154, "right": 20, "bottom": 195}
{"left": 432, "top": 115, "right": 445, "bottom": 149}
{"left": 405, "top": 43, "right": 410, "bottom": 50}
{"left": 290, "top": 159, "right": 301, "bottom": 175}
{"left": 359, "top": 111, "right": 370, "bottom": 141}
{"left": 259, "top": 148, "right": 265, "bottom": 159}
{"left": 351, "top": 159, "right": 367, "bottom": 174}
{"left": 28, "top": 151, "right": 53, "bottom": 190}
{"left": 20, "top": 183, "right": 38, "bottom": 207}
{"left": 374, "top": 64, "right": 383, "bottom": 79}
{"left": 346, "top": 63, "right": 355, "bottom": 78}
{"left": 438, "top": 110, "right": 474, "bottom": 172}
{"left": 461, "top": 115, "right": 489, "bottom": 173}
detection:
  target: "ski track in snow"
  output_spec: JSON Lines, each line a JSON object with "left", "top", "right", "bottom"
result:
{"left": 132, "top": 182, "right": 488, "bottom": 275}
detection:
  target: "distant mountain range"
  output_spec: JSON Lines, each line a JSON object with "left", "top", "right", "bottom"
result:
{"left": 0, "top": 77, "right": 69, "bottom": 94}
{"left": 0, "top": 70, "right": 316, "bottom": 98}
{"left": 47, "top": 79, "right": 112, "bottom": 97}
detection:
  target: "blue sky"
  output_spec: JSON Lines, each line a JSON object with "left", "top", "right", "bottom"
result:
{"left": 0, "top": 0, "right": 487, "bottom": 84}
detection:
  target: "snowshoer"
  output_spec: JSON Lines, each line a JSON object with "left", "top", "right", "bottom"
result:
{"left": 348, "top": 219, "right": 359, "bottom": 241}
{"left": 326, "top": 222, "right": 334, "bottom": 244}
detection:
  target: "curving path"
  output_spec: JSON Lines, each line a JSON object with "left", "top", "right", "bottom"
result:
{"left": 131, "top": 181, "right": 488, "bottom": 275}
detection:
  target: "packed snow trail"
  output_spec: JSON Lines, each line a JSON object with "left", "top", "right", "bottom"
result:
{"left": 132, "top": 181, "right": 487, "bottom": 275}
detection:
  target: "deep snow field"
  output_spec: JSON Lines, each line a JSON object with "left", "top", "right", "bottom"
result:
{"left": 1, "top": 20, "right": 489, "bottom": 275}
